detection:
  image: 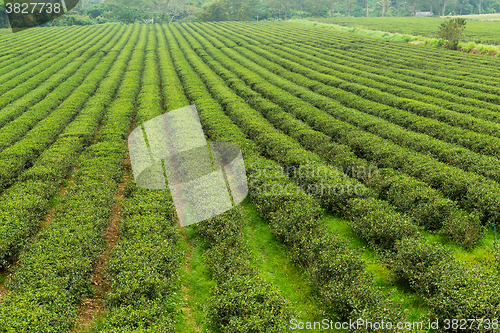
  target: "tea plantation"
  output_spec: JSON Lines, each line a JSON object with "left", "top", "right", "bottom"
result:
{"left": 0, "top": 21, "right": 499, "bottom": 332}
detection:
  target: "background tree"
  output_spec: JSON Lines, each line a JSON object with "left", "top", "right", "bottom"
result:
{"left": 104, "top": 0, "right": 152, "bottom": 22}
{"left": 198, "top": 0, "right": 229, "bottom": 21}
{"left": 86, "top": 3, "right": 109, "bottom": 18}
{"left": 282, "top": 0, "right": 294, "bottom": 19}
{"left": 295, "top": 0, "right": 306, "bottom": 18}
{"left": 438, "top": 17, "right": 466, "bottom": 50}
{"left": 378, "top": 0, "right": 391, "bottom": 16}
{"left": 357, "top": 0, "right": 370, "bottom": 15}
{"left": 163, "top": 0, "right": 187, "bottom": 23}
{"left": 306, "top": 0, "right": 329, "bottom": 17}
{"left": 329, "top": 0, "right": 339, "bottom": 15}
{"left": 0, "top": 2, "right": 9, "bottom": 29}
{"left": 264, "top": 0, "right": 283, "bottom": 19}
{"left": 458, "top": 0, "right": 464, "bottom": 13}
{"left": 347, "top": 0, "right": 352, "bottom": 16}
{"left": 440, "top": 0, "right": 457, "bottom": 15}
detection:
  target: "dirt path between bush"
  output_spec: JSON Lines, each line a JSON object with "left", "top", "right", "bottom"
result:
{"left": 0, "top": 165, "right": 80, "bottom": 304}
{"left": 0, "top": 271, "right": 9, "bottom": 301}
{"left": 178, "top": 227, "right": 201, "bottom": 333}
{"left": 72, "top": 156, "right": 130, "bottom": 333}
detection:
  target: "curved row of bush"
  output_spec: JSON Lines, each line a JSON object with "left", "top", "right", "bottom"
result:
{"left": 0, "top": 25, "right": 114, "bottom": 104}
{"left": 0, "top": 48, "right": 108, "bottom": 154}
{"left": 0, "top": 55, "right": 53, "bottom": 89}
{"left": 0, "top": 26, "right": 76, "bottom": 74}
{"left": 201, "top": 37, "right": 500, "bottom": 225}
{"left": 0, "top": 25, "right": 116, "bottom": 129}
{"left": 223, "top": 22, "right": 500, "bottom": 97}
{"left": 201, "top": 23, "right": 500, "bottom": 325}
{"left": 267, "top": 41, "right": 500, "bottom": 124}
{"left": 0, "top": 27, "right": 126, "bottom": 193}
{"left": 161, "top": 26, "right": 297, "bottom": 331}
{"left": 185, "top": 19, "right": 484, "bottom": 252}
{"left": 195, "top": 21, "right": 500, "bottom": 139}
{"left": 0, "top": 26, "right": 137, "bottom": 270}
{"left": 0, "top": 25, "right": 146, "bottom": 332}
{"left": 0, "top": 27, "right": 86, "bottom": 87}
{"left": 209, "top": 21, "right": 500, "bottom": 120}
{"left": 198, "top": 24, "right": 500, "bottom": 204}
{"left": 267, "top": 43, "right": 500, "bottom": 136}
{"left": 0, "top": 26, "right": 74, "bottom": 57}
{"left": 259, "top": 21, "right": 500, "bottom": 81}
{"left": 93, "top": 185, "right": 182, "bottom": 332}
{"left": 185, "top": 22, "right": 483, "bottom": 249}
{"left": 244, "top": 43, "right": 500, "bottom": 161}
{"left": 164, "top": 25, "right": 297, "bottom": 332}
{"left": 167, "top": 24, "right": 405, "bottom": 329}
{"left": 225, "top": 42, "right": 500, "bottom": 186}
{"left": 306, "top": 30, "right": 500, "bottom": 97}
{"left": 0, "top": 54, "right": 14, "bottom": 67}
{"left": 197, "top": 205, "right": 296, "bottom": 332}
{"left": 268, "top": 40, "right": 499, "bottom": 135}
{"left": 90, "top": 26, "right": 185, "bottom": 332}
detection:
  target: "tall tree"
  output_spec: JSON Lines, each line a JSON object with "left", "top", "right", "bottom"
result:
{"left": 329, "top": 0, "right": 338, "bottom": 15}
{"left": 104, "top": 0, "right": 153, "bottom": 22}
{"left": 306, "top": 0, "right": 328, "bottom": 17}
{"left": 264, "top": 0, "right": 282, "bottom": 19}
{"left": 295, "top": 0, "right": 306, "bottom": 18}
{"left": 379, "top": 0, "right": 391, "bottom": 16}
{"left": 153, "top": 0, "right": 187, "bottom": 23}
{"left": 282, "top": 0, "right": 293, "bottom": 19}
{"left": 198, "top": 0, "right": 230, "bottom": 21}
{"left": 438, "top": 17, "right": 466, "bottom": 49}
{"left": 1, "top": 3, "right": 9, "bottom": 29}
{"left": 457, "top": 0, "right": 467, "bottom": 14}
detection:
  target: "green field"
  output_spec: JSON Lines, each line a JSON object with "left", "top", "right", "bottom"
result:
{"left": 309, "top": 16, "right": 500, "bottom": 44}
{"left": 0, "top": 21, "right": 500, "bottom": 332}
{"left": 446, "top": 13, "right": 500, "bottom": 20}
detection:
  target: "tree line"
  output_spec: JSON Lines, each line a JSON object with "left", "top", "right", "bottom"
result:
{"left": 198, "top": 0, "right": 500, "bottom": 20}
{"left": 1, "top": 0, "right": 499, "bottom": 28}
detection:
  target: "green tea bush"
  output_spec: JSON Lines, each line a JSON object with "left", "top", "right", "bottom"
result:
{"left": 391, "top": 238, "right": 454, "bottom": 295}
{"left": 440, "top": 209, "right": 485, "bottom": 248}
{"left": 347, "top": 198, "right": 418, "bottom": 250}
{"left": 170, "top": 23, "right": 405, "bottom": 328}
{"left": 208, "top": 275, "right": 294, "bottom": 333}
{"left": 186, "top": 30, "right": 479, "bottom": 247}
{"left": 0, "top": 26, "right": 144, "bottom": 332}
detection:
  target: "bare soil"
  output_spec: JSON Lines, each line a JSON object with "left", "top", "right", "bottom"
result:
{"left": 72, "top": 157, "right": 129, "bottom": 332}
{"left": 178, "top": 227, "right": 201, "bottom": 333}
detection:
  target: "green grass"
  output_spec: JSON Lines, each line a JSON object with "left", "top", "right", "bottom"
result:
{"left": 323, "top": 212, "right": 500, "bottom": 322}
{"left": 423, "top": 228, "right": 497, "bottom": 267}
{"left": 174, "top": 226, "right": 215, "bottom": 333}
{"left": 304, "top": 17, "right": 500, "bottom": 45}
{"left": 241, "top": 199, "right": 346, "bottom": 333}
{"left": 322, "top": 213, "right": 429, "bottom": 323}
